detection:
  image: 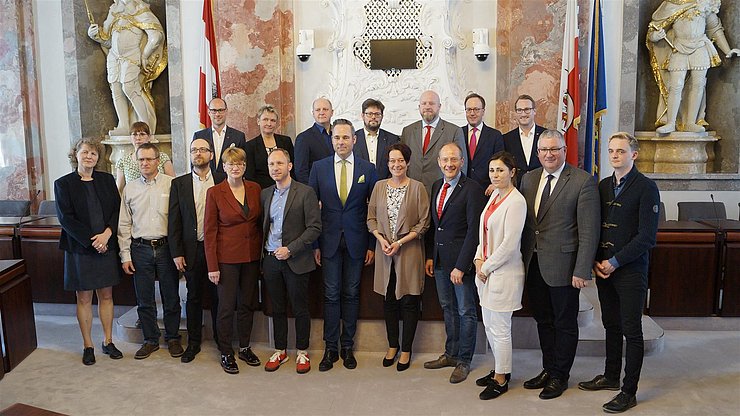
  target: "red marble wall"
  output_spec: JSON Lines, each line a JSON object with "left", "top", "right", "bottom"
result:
{"left": 214, "top": 0, "right": 295, "bottom": 140}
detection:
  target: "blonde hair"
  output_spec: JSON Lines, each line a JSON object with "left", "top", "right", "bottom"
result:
{"left": 221, "top": 147, "right": 247, "bottom": 164}
{"left": 609, "top": 132, "right": 640, "bottom": 152}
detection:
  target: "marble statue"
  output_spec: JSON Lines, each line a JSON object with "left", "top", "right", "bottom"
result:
{"left": 647, "top": 0, "right": 739, "bottom": 134}
{"left": 87, "top": 0, "right": 167, "bottom": 135}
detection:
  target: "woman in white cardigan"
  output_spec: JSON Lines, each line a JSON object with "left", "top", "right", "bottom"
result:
{"left": 473, "top": 151, "right": 527, "bottom": 400}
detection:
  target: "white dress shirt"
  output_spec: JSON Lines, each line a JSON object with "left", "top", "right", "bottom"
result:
{"left": 534, "top": 162, "right": 566, "bottom": 217}
{"left": 212, "top": 126, "right": 227, "bottom": 164}
{"left": 192, "top": 170, "right": 214, "bottom": 241}
{"left": 334, "top": 152, "right": 355, "bottom": 197}
{"left": 519, "top": 126, "right": 536, "bottom": 165}
{"left": 364, "top": 129, "right": 379, "bottom": 166}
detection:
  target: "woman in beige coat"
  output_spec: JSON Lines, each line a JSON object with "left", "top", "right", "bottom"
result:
{"left": 368, "top": 143, "right": 430, "bottom": 371}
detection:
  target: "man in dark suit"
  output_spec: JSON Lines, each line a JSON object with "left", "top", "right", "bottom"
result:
{"left": 423, "top": 142, "right": 485, "bottom": 384}
{"left": 294, "top": 97, "right": 334, "bottom": 183}
{"left": 578, "top": 133, "right": 660, "bottom": 413}
{"left": 168, "top": 138, "right": 219, "bottom": 363}
{"left": 520, "top": 129, "right": 600, "bottom": 400}
{"left": 192, "top": 97, "right": 245, "bottom": 183}
{"left": 354, "top": 98, "right": 400, "bottom": 179}
{"left": 502, "top": 94, "right": 546, "bottom": 187}
{"left": 461, "top": 93, "right": 503, "bottom": 192}
{"left": 400, "top": 90, "right": 467, "bottom": 194}
{"left": 261, "top": 148, "right": 322, "bottom": 374}
{"left": 309, "top": 119, "right": 378, "bottom": 371}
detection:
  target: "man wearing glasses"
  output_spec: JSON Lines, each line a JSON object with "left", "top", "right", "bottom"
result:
{"left": 193, "top": 97, "right": 247, "bottom": 183}
{"left": 168, "top": 138, "right": 220, "bottom": 363}
{"left": 519, "top": 130, "right": 599, "bottom": 400}
{"left": 353, "top": 98, "right": 399, "bottom": 179}
{"left": 118, "top": 143, "right": 183, "bottom": 360}
{"left": 461, "top": 93, "right": 504, "bottom": 193}
{"left": 503, "top": 94, "right": 546, "bottom": 187}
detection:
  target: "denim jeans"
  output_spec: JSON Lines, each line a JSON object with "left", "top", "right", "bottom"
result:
{"left": 434, "top": 266, "right": 478, "bottom": 364}
{"left": 130, "top": 240, "right": 181, "bottom": 344}
{"left": 322, "top": 236, "right": 364, "bottom": 351}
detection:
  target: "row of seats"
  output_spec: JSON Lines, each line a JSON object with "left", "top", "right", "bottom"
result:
{"left": 0, "top": 200, "right": 735, "bottom": 221}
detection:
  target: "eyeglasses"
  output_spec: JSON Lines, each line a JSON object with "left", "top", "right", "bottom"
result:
{"left": 190, "top": 147, "right": 212, "bottom": 154}
{"left": 224, "top": 162, "right": 245, "bottom": 169}
{"left": 465, "top": 107, "right": 483, "bottom": 114}
{"left": 363, "top": 112, "right": 383, "bottom": 118}
{"left": 131, "top": 132, "right": 149, "bottom": 137}
{"left": 515, "top": 107, "right": 534, "bottom": 114}
{"left": 209, "top": 108, "right": 226, "bottom": 113}
{"left": 537, "top": 147, "right": 565, "bottom": 154}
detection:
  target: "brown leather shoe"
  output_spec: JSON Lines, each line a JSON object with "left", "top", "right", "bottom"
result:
{"left": 423, "top": 354, "right": 457, "bottom": 369}
{"left": 449, "top": 363, "right": 470, "bottom": 384}
{"left": 168, "top": 339, "right": 184, "bottom": 358}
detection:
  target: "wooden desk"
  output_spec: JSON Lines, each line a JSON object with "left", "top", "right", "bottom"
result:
{"left": 0, "top": 403, "right": 67, "bottom": 416}
{"left": 698, "top": 220, "right": 740, "bottom": 317}
{"left": 0, "top": 217, "right": 24, "bottom": 260}
{"left": 18, "top": 217, "right": 137, "bottom": 305}
{"left": 647, "top": 221, "right": 719, "bottom": 316}
{"left": 0, "top": 260, "right": 37, "bottom": 372}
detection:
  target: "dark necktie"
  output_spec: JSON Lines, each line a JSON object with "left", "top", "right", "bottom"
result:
{"left": 537, "top": 174, "right": 554, "bottom": 220}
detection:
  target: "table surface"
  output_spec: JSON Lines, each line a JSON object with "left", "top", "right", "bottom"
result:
{"left": 0, "top": 259, "right": 23, "bottom": 275}
{"left": 657, "top": 220, "right": 717, "bottom": 232}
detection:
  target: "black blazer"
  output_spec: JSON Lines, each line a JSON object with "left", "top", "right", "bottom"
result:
{"left": 354, "top": 128, "right": 400, "bottom": 179}
{"left": 168, "top": 172, "right": 207, "bottom": 271}
{"left": 503, "top": 125, "right": 546, "bottom": 187}
{"left": 425, "top": 174, "right": 485, "bottom": 273}
{"left": 192, "top": 126, "right": 247, "bottom": 183}
{"left": 294, "top": 124, "right": 333, "bottom": 184}
{"left": 462, "top": 123, "right": 504, "bottom": 189}
{"left": 245, "top": 134, "right": 295, "bottom": 189}
{"left": 55, "top": 170, "right": 121, "bottom": 254}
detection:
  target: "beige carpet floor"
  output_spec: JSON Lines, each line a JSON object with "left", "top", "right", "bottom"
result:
{"left": 1, "top": 313, "right": 739, "bottom": 416}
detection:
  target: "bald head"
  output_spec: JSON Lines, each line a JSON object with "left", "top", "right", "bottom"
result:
{"left": 419, "top": 90, "right": 441, "bottom": 123}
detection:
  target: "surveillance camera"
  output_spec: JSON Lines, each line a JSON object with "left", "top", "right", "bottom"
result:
{"left": 296, "top": 30, "right": 314, "bottom": 63}
{"left": 474, "top": 43, "right": 490, "bottom": 62}
{"left": 297, "top": 54, "right": 310, "bottom": 62}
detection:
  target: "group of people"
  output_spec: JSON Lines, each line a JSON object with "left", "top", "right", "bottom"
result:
{"left": 55, "top": 90, "right": 660, "bottom": 414}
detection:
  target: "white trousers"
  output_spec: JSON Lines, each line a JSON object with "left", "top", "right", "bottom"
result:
{"left": 481, "top": 308, "right": 513, "bottom": 374}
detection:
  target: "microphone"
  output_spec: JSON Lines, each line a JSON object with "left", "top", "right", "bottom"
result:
{"left": 710, "top": 194, "right": 722, "bottom": 229}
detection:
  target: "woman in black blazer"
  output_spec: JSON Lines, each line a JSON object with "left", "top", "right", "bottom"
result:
{"left": 245, "top": 105, "right": 295, "bottom": 189}
{"left": 55, "top": 138, "right": 123, "bottom": 365}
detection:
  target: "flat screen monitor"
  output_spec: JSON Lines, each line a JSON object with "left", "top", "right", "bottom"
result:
{"left": 370, "top": 39, "right": 417, "bottom": 70}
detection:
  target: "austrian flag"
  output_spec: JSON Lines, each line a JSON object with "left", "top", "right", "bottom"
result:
{"left": 558, "top": 0, "right": 580, "bottom": 166}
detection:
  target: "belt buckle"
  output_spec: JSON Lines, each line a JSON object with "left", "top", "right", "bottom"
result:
{"left": 150, "top": 239, "right": 159, "bottom": 247}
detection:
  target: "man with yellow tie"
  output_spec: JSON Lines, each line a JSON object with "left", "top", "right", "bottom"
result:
{"left": 309, "top": 119, "right": 379, "bottom": 372}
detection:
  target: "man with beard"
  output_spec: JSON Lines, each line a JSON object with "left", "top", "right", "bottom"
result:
{"left": 354, "top": 98, "right": 399, "bottom": 179}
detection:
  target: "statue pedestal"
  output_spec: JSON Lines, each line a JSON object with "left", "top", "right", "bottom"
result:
{"left": 634, "top": 131, "right": 719, "bottom": 174}
{"left": 101, "top": 134, "right": 173, "bottom": 174}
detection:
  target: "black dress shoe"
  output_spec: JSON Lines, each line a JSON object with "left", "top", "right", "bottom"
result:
{"left": 238, "top": 347, "right": 261, "bottom": 366}
{"left": 220, "top": 354, "right": 239, "bottom": 374}
{"left": 319, "top": 350, "right": 339, "bottom": 372}
{"left": 603, "top": 392, "right": 637, "bottom": 413}
{"left": 539, "top": 378, "right": 567, "bottom": 400}
{"left": 82, "top": 347, "right": 95, "bottom": 366}
{"left": 477, "top": 371, "right": 510, "bottom": 387}
{"left": 396, "top": 353, "right": 411, "bottom": 372}
{"left": 382, "top": 349, "right": 398, "bottom": 367}
{"left": 180, "top": 345, "right": 201, "bottom": 363}
{"left": 578, "top": 374, "right": 620, "bottom": 391}
{"left": 479, "top": 379, "right": 509, "bottom": 400}
{"left": 101, "top": 342, "right": 123, "bottom": 359}
{"left": 524, "top": 370, "right": 550, "bottom": 389}
{"left": 341, "top": 348, "right": 357, "bottom": 369}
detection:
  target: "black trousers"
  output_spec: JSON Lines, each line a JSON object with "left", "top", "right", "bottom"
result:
{"left": 383, "top": 265, "right": 420, "bottom": 353}
{"left": 527, "top": 254, "right": 580, "bottom": 381}
{"left": 184, "top": 241, "right": 219, "bottom": 347}
{"left": 596, "top": 269, "right": 647, "bottom": 395}
{"left": 262, "top": 255, "right": 311, "bottom": 351}
{"left": 216, "top": 261, "right": 260, "bottom": 355}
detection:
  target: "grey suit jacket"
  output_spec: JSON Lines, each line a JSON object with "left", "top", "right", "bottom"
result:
{"left": 520, "top": 164, "right": 600, "bottom": 286}
{"left": 400, "top": 118, "right": 467, "bottom": 194}
{"left": 261, "top": 180, "right": 322, "bottom": 275}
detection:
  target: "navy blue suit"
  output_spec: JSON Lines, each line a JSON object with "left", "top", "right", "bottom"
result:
{"left": 462, "top": 124, "right": 504, "bottom": 189}
{"left": 192, "top": 126, "right": 246, "bottom": 183}
{"left": 354, "top": 128, "right": 400, "bottom": 179}
{"left": 295, "top": 123, "right": 333, "bottom": 184}
{"left": 502, "top": 125, "right": 545, "bottom": 187}
{"left": 425, "top": 174, "right": 485, "bottom": 364}
{"left": 309, "top": 154, "right": 378, "bottom": 351}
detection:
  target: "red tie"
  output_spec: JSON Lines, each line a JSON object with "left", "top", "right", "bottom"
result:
{"left": 423, "top": 125, "right": 432, "bottom": 155}
{"left": 437, "top": 183, "right": 450, "bottom": 218}
{"left": 469, "top": 127, "right": 478, "bottom": 158}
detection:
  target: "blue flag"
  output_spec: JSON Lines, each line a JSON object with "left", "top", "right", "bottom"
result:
{"left": 583, "top": 0, "right": 607, "bottom": 177}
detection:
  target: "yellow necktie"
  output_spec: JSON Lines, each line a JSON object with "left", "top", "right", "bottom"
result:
{"left": 340, "top": 160, "right": 348, "bottom": 206}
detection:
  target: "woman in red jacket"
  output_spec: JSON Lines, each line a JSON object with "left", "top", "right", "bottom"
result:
{"left": 205, "top": 147, "right": 263, "bottom": 374}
